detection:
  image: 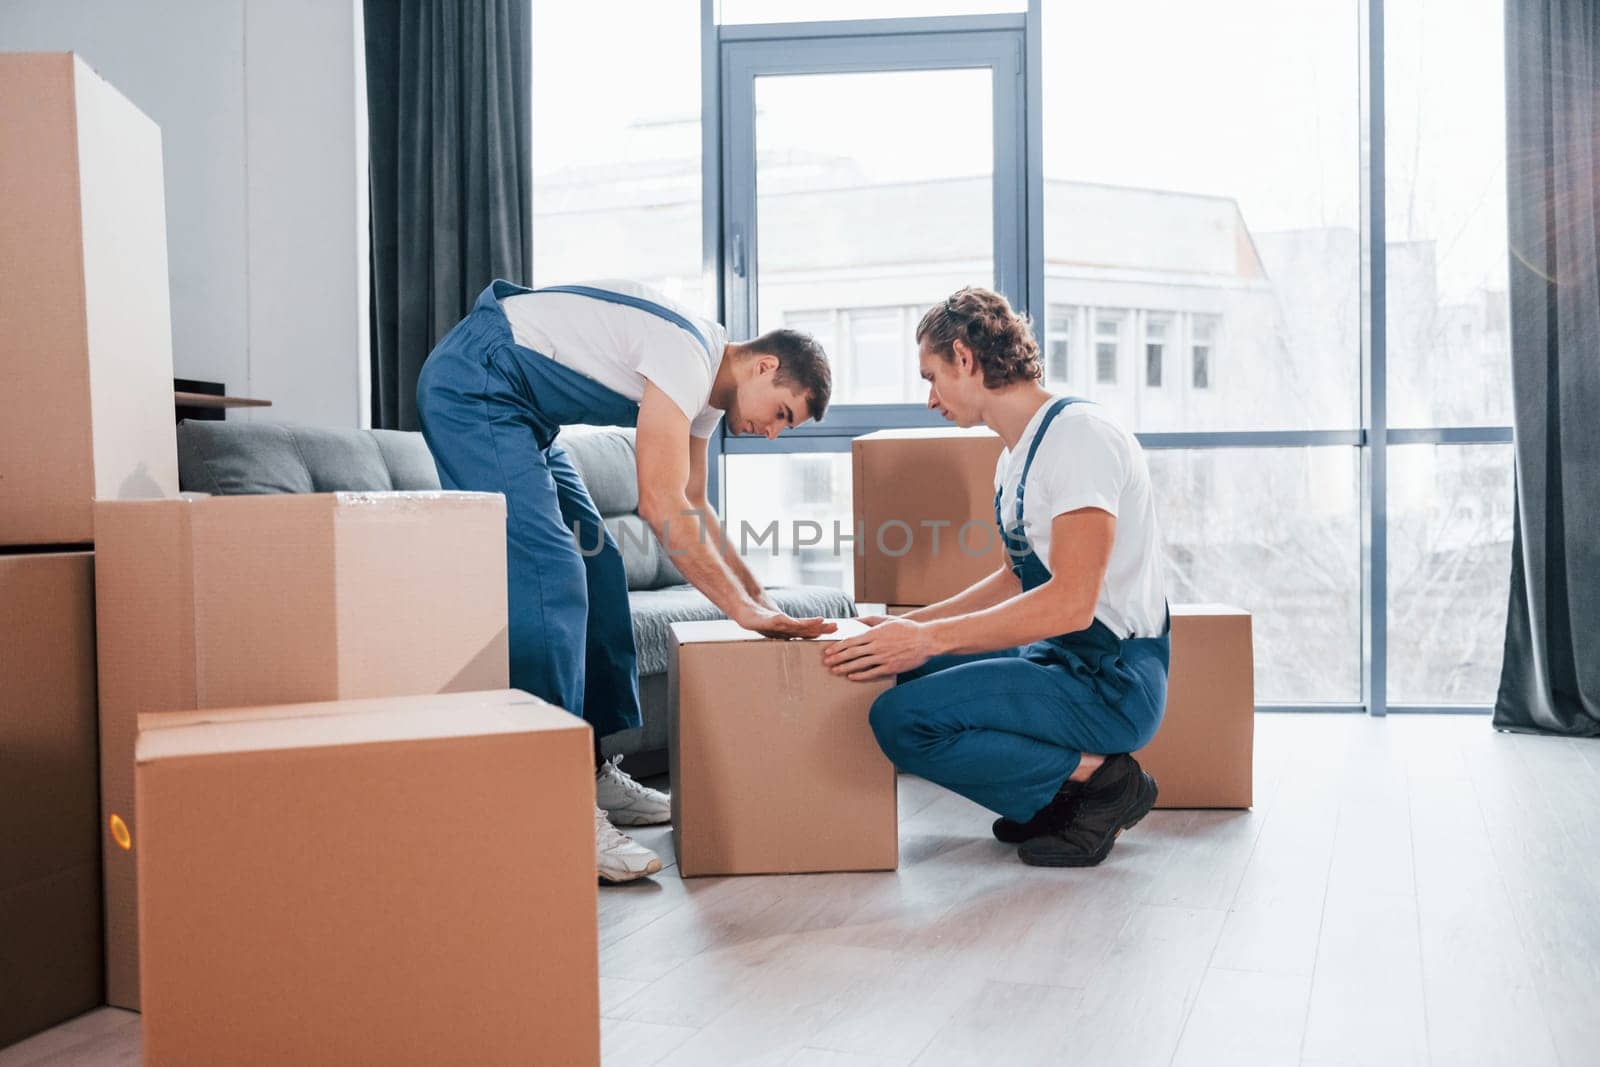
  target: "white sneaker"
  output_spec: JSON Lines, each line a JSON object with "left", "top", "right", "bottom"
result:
{"left": 595, "top": 754, "right": 672, "bottom": 827}
{"left": 595, "top": 806, "right": 663, "bottom": 884}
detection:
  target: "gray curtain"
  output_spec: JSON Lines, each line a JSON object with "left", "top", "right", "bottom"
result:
{"left": 365, "top": 0, "right": 533, "bottom": 431}
{"left": 1496, "top": 0, "right": 1600, "bottom": 734}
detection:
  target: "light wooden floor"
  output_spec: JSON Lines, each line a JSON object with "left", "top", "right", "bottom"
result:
{"left": 6, "top": 714, "right": 1598, "bottom": 1066}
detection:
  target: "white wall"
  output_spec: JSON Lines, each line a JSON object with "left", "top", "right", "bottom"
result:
{"left": 0, "top": 0, "right": 367, "bottom": 427}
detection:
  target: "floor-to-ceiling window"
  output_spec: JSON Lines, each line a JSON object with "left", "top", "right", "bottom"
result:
{"left": 528, "top": 0, "right": 1514, "bottom": 714}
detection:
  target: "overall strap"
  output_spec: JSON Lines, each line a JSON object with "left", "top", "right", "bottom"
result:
{"left": 534, "top": 284, "right": 715, "bottom": 359}
{"left": 1013, "top": 396, "right": 1085, "bottom": 528}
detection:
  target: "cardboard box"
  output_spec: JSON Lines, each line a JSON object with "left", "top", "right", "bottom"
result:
{"left": 1137, "top": 605, "right": 1254, "bottom": 808}
{"left": 852, "top": 428, "right": 1006, "bottom": 607}
{"left": 0, "top": 53, "right": 178, "bottom": 547}
{"left": 136, "top": 690, "right": 597, "bottom": 1066}
{"left": 0, "top": 552, "right": 103, "bottom": 1047}
{"left": 95, "top": 491, "right": 510, "bottom": 1009}
{"left": 670, "top": 619, "right": 897, "bottom": 877}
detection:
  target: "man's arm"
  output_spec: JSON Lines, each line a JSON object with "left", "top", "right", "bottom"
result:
{"left": 923, "top": 508, "right": 1113, "bottom": 654}
{"left": 685, "top": 435, "right": 777, "bottom": 609}
{"left": 824, "top": 508, "right": 1114, "bottom": 679}
{"left": 637, "top": 383, "right": 831, "bottom": 639}
{"left": 895, "top": 564, "right": 1021, "bottom": 623}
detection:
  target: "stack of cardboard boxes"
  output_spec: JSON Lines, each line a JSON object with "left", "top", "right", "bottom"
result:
{"left": 851, "top": 427, "right": 1256, "bottom": 808}
{"left": 1, "top": 51, "right": 181, "bottom": 1048}
{"left": 1, "top": 53, "right": 599, "bottom": 1063}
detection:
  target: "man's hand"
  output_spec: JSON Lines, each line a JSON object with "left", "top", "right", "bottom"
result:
{"left": 822, "top": 618, "right": 937, "bottom": 681}
{"left": 735, "top": 607, "right": 838, "bottom": 640}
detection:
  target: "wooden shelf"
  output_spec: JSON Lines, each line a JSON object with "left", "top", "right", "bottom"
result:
{"left": 174, "top": 391, "right": 272, "bottom": 409}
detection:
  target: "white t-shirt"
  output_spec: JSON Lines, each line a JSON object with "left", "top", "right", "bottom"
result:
{"left": 499, "top": 281, "right": 728, "bottom": 438}
{"left": 995, "top": 399, "right": 1168, "bottom": 638}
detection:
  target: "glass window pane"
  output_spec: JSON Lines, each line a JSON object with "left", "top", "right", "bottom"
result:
{"left": 1043, "top": 2, "right": 1359, "bottom": 431}
{"left": 1388, "top": 444, "right": 1514, "bottom": 703}
{"left": 754, "top": 68, "right": 994, "bottom": 403}
{"left": 1149, "top": 448, "right": 1361, "bottom": 702}
{"left": 1385, "top": 0, "right": 1512, "bottom": 427}
{"left": 1096, "top": 344, "right": 1118, "bottom": 384}
{"left": 1048, "top": 339, "right": 1070, "bottom": 384}
{"left": 531, "top": 1, "right": 704, "bottom": 309}
{"left": 723, "top": 454, "right": 854, "bottom": 591}
{"left": 846, "top": 308, "right": 913, "bottom": 403}
{"left": 728, "top": 447, "right": 1362, "bottom": 704}
{"left": 720, "top": 0, "right": 1024, "bottom": 24}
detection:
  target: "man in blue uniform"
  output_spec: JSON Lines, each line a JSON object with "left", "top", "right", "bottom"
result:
{"left": 418, "top": 279, "right": 835, "bottom": 882}
{"left": 826, "top": 287, "right": 1170, "bottom": 868}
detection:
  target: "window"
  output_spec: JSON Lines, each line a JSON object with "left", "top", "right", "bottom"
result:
{"left": 531, "top": 1, "right": 704, "bottom": 309}
{"left": 1145, "top": 314, "right": 1171, "bottom": 388}
{"left": 1094, "top": 311, "right": 1123, "bottom": 385}
{"left": 1388, "top": 444, "right": 1514, "bottom": 702}
{"left": 1046, "top": 305, "right": 1075, "bottom": 384}
{"left": 1191, "top": 315, "right": 1217, "bottom": 390}
{"left": 750, "top": 66, "right": 996, "bottom": 399}
{"left": 720, "top": 0, "right": 1024, "bottom": 23}
{"left": 723, "top": 454, "right": 853, "bottom": 591}
{"left": 784, "top": 310, "right": 837, "bottom": 357}
{"left": 1149, "top": 447, "right": 1361, "bottom": 702}
{"left": 1385, "top": 0, "right": 1512, "bottom": 427}
{"left": 845, "top": 308, "right": 911, "bottom": 403}
{"left": 708, "top": 6, "right": 1513, "bottom": 714}
{"left": 1043, "top": 0, "right": 1358, "bottom": 431}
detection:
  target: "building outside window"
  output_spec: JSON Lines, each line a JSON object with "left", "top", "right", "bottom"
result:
{"left": 1145, "top": 313, "right": 1171, "bottom": 388}
{"left": 1191, "top": 314, "right": 1217, "bottom": 390}
{"left": 845, "top": 307, "right": 908, "bottom": 403}
{"left": 1046, "top": 304, "right": 1075, "bottom": 385}
{"left": 1094, "top": 310, "right": 1124, "bottom": 384}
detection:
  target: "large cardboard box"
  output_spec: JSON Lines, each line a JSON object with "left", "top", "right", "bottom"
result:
{"left": 852, "top": 428, "right": 1006, "bottom": 607}
{"left": 1137, "top": 605, "right": 1254, "bottom": 808}
{"left": 95, "top": 491, "right": 510, "bottom": 1009}
{"left": 670, "top": 619, "right": 897, "bottom": 877}
{"left": 136, "top": 689, "right": 597, "bottom": 1066}
{"left": 0, "top": 53, "right": 178, "bottom": 546}
{"left": 0, "top": 552, "right": 103, "bottom": 1047}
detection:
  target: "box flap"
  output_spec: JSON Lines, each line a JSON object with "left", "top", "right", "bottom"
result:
{"left": 1171, "top": 603, "right": 1251, "bottom": 617}
{"left": 670, "top": 618, "right": 867, "bottom": 646}
{"left": 853, "top": 426, "right": 1001, "bottom": 443}
{"left": 138, "top": 688, "right": 529, "bottom": 731}
{"left": 137, "top": 691, "right": 580, "bottom": 762}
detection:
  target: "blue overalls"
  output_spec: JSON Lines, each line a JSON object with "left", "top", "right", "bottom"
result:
{"left": 416, "top": 279, "right": 717, "bottom": 739}
{"left": 867, "top": 397, "right": 1172, "bottom": 823}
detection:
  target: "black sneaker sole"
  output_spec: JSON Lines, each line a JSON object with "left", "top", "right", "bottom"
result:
{"left": 1017, "top": 771, "right": 1159, "bottom": 868}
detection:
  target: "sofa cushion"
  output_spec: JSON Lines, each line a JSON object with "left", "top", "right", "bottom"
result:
{"left": 177, "top": 421, "right": 441, "bottom": 495}
{"left": 372, "top": 429, "right": 444, "bottom": 490}
{"left": 602, "top": 514, "right": 664, "bottom": 590}
{"left": 557, "top": 426, "right": 638, "bottom": 516}
{"left": 627, "top": 584, "right": 857, "bottom": 677}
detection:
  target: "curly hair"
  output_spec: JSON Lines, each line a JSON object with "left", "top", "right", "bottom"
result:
{"left": 915, "top": 287, "right": 1042, "bottom": 388}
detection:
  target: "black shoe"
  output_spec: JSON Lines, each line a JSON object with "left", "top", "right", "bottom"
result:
{"left": 1017, "top": 754, "right": 1157, "bottom": 868}
{"left": 991, "top": 782, "right": 1080, "bottom": 844}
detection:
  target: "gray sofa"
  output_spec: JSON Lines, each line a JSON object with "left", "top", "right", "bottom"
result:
{"left": 175, "top": 420, "right": 856, "bottom": 770}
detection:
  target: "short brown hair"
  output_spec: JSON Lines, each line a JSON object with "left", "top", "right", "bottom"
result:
{"left": 746, "top": 328, "right": 832, "bottom": 422}
{"left": 916, "top": 287, "right": 1042, "bottom": 388}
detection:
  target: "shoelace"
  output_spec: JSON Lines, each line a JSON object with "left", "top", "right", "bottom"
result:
{"left": 599, "top": 755, "right": 655, "bottom": 800}
{"left": 593, "top": 806, "right": 637, "bottom": 850}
